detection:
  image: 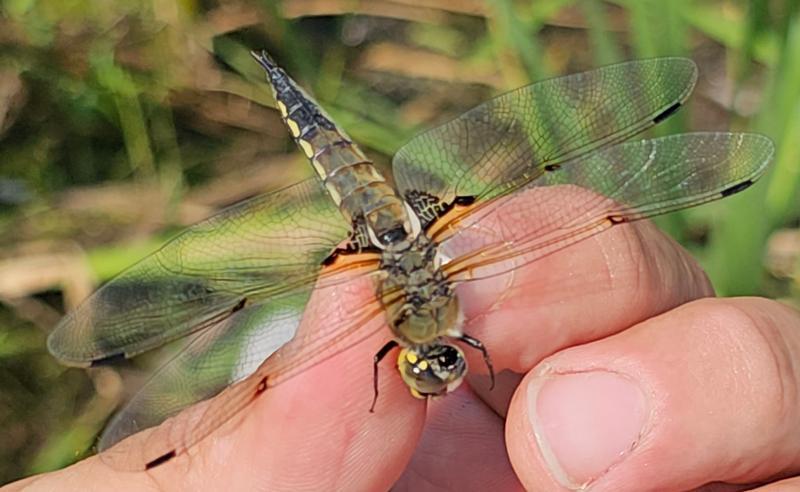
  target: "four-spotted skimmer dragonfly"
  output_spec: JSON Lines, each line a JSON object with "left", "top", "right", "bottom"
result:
{"left": 47, "top": 53, "right": 774, "bottom": 470}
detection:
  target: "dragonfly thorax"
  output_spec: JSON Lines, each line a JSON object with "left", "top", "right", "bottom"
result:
{"left": 378, "top": 235, "right": 462, "bottom": 345}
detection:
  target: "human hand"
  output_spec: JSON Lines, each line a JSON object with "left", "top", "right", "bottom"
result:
{"left": 6, "top": 195, "right": 800, "bottom": 492}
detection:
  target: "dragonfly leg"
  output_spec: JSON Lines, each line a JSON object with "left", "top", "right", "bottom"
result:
{"left": 458, "top": 334, "right": 495, "bottom": 391}
{"left": 370, "top": 340, "right": 399, "bottom": 413}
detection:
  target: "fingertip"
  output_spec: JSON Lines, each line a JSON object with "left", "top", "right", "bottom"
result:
{"left": 507, "top": 297, "right": 800, "bottom": 491}
{"left": 458, "top": 218, "right": 713, "bottom": 376}
{"left": 507, "top": 369, "right": 649, "bottom": 490}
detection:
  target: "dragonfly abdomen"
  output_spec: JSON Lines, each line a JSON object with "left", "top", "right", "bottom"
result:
{"left": 313, "top": 142, "right": 414, "bottom": 248}
{"left": 253, "top": 50, "right": 416, "bottom": 249}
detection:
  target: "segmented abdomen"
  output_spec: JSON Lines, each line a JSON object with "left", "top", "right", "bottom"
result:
{"left": 251, "top": 50, "right": 405, "bottom": 228}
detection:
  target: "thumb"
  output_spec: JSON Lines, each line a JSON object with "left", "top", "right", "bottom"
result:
{"left": 505, "top": 298, "right": 800, "bottom": 491}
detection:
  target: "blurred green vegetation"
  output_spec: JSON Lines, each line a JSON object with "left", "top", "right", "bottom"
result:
{"left": 1, "top": 0, "right": 799, "bottom": 484}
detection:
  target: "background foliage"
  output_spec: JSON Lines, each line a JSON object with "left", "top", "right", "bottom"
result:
{"left": 1, "top": 0, "right": 799, "bottom": 484}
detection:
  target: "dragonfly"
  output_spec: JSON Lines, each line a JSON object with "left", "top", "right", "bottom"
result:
{"left": 47, "top": 52, "right": 774, "bottom": 471}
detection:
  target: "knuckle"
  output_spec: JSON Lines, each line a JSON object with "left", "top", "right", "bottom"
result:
{"left": 600, "top": 222, "right": 707, "bottom": 312}
{"left": 591, "top": 222, "right": 649, "bottom": 299}
{"left": 694, "top": 298, "right": 799, "bottom": 424}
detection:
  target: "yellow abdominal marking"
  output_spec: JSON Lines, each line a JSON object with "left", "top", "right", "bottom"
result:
{"left": 405, "top": 352, "right": 418, "bottom": 364}
{"left": 417, "top": 360, "right": 429, "bottom": 371}
{"left": 298, "top": 139, "right": 315, "bottom": 159}
{"left": 310, "top": 158, "right": 327, "bottom": 180}
{"left": 286, "top": 118, "right": 301, "bottom": 137}
{"left": 276, "top": 100, "right": 288, "bottom": 117}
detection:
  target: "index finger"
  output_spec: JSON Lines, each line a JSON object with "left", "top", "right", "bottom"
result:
{"left": 10, "top": 282, "right": 424, "bottom": 491}
{"left": 454, "top": 186, "right": 714, "bottom": 385}
{"left": 132, "top": 274, "right": 425, "bottom": 490}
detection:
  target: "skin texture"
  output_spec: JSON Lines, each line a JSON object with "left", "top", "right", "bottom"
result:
{"left": 6, "top": 187, "right": 800, "bottom": 492}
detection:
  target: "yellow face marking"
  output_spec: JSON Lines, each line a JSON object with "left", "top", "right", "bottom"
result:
{"left": 276, "top": 100, "right": 288, "bottom": 117}
{"left": 397, "top": 348, "right": 409, "bottom": 365}
{"left": 286, "top": 118, "right": 301, "bottom": 137}
{"left": 417, "top": 360, "right": 429, "bottom": 371}
{"left": 298, "top": 139, "right": 315, "bottom": 159}
{"left": 398, "top": 349, "right": 426, "bottom": 399}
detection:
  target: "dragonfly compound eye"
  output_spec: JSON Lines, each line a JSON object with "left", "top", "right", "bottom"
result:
{"left": 397, "top": 344, "right": 467, "bottom": 398}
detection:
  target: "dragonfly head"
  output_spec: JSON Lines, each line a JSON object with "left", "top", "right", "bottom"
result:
{"left": 397, "top": 343, "right": 466, "bottom": 398}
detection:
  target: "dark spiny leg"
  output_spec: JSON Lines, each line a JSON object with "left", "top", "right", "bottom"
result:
{"left": 370, "top": 340, "right": 399, "bottom": 413}
{"left": 459, "top": 333, "right": 495, "bottom": 390}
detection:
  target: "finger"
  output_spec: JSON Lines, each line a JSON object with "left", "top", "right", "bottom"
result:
{"left": 506, "top": 297, "right": 800, "bottom": 491}
{"left": 393, "top": 385, "right": 524, "bottom": 492}
{"left": 749, "top": 476, "right": 800, "bottom": 490}
{"left": 2, "top": 457, "right": 149, "bottom": 492}
{"left": 19, "top": 278, "right": 424, "bottom": 491}
{"left": 187, "top": 334, "right": 422, "bottom": 491}
{"left": 469, "top": 370, "right": 524, "bottom": 418}
{"left": 454, "top": 187, "right": 713, "bottom": 412}
{"left": 150, "top": 275, "right": 425, "bottom": 490}
{"left": 9, "top": 329, "right": 423, "bottom": 492}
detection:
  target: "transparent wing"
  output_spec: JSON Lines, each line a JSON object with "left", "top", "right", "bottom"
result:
{"left": 438, "top": 133, "right": 774, "bottom": 282}
{"left": 393, "top": 57, "right": 698, "bottom": 224}
{"left": 97, "top": 270, "right": 391, "bottom": 471}
{"left": 97, "top": 293, "right": 310, "bottom": 456}
{"left": 47, "top": 178, "right": 368, "bottom": 366}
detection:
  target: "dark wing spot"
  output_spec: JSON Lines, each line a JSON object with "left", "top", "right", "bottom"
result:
{"left": 232, "top": 298, "right": 247, "bottom": 313}
{"left": 145, "top": 450, "right": 177, "bottom": 469}
{"left": 544, "top": 163, "right": 561, "bottom": 172}
{"left": 90, "top": 352, "right": 127, "bottom": 367}
{"left": 721, "top": 180, "right": 754, "bottom": 197}
{"left": 322, "top": 249, "right": 339, "bottom": 266}
{"left": 454, "top": 195, "right": 476, "bottom": 206}
{"left": 653, "top": 102, "right": 681, "bottom": 124}
{"left": 321, "top": 242, "right": 379, "bottom": 267}
{"left": 405, "top": 193, "right": 476, "bottom": 232}
{"left": 405, "top": 190, "right": 448, "bottom": 228}
{"left": 255, "top": 376, "right": 268, "bottom": 395}
{"left": 608, "top": 214, "right": 627, "bottom": 225}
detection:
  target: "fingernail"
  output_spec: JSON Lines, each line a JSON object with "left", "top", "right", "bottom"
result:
{"left": 528, "top": 371, "right": 648, "bottom": 489}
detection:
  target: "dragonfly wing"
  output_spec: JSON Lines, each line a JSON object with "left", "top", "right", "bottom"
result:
{"left": 47, "top": 178, "right": 357, "bottom": 366}
{"left": 98, "top": 298, "right": 303, "bottom": 461}
{"left": 393, "top": 57, "right": 697, "bottom": 226}
{"left": 440, "top": 133, "right": 774, "bottom": 282}
{"left": 97, "top": 269, "right": 389, "bottom": 471}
